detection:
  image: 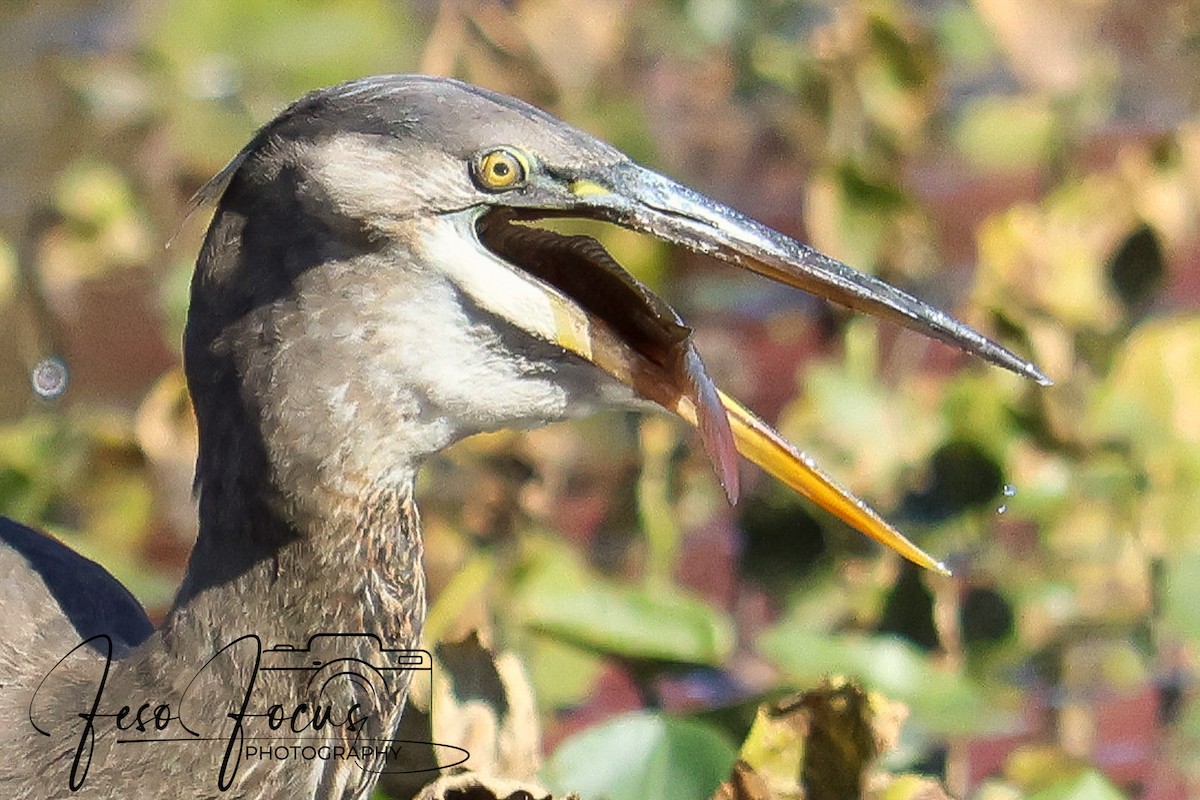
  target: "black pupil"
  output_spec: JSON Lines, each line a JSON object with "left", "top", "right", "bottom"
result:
{"left": 493, "top": 161, "right": 511, "bottom": 177}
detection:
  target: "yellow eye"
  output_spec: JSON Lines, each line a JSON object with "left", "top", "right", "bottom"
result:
{"left": 472, "top": 147, "right": 529, "bottom": 192}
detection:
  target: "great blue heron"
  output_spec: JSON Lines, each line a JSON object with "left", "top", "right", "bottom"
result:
{"left": 0, "top": 75, "right": 1046, "bottom": 798}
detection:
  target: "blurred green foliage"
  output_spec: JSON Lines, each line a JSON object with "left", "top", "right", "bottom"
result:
{"left": 2, "top": 0, "right": 1199, "bottom": 798}
{"left": 544, "top": 710, "right": 738, "bottom": 800}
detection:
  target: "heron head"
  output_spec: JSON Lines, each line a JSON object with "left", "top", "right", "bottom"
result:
{"left": 185, "top": 75, "right": 1046, "bottom": 569}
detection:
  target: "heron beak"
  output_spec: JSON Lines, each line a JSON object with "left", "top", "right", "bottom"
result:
{"left": 468, "top": 161, "right": 1047, "bottom": 575}
{"left": 590, "top": 162, "right": 1050, "bottom": 387}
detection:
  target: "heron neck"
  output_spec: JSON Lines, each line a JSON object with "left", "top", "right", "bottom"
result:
{"left": 24, "top": 475, "right": 428, "bottom": 797}
{"left": 164, "top": 466, "right": 426, "bottom": 658}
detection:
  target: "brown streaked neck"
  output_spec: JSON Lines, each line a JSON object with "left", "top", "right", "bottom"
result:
{"left": 21, "top": 460, "right": 428, "bottom": 799}
{"left": 164, "top": 417, "right": 426, "bottom": 659}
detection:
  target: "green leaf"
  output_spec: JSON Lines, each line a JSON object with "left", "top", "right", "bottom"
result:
{"left": 543, "top": 711, "right": 737, "bottom": 800}
{"left": 153, "top": 0, "right": 417, "bottom": 97}
{"left": 936, "top": 4, "right": 1001, "bottom": 70}
{"left": 513, "top": 565, "right": 735, "bottom": 664}
{"left": 954, "top": 96, "right": 1057, "bottom": 172}
{"left": 1091, "top": 318, "right": 1200, "bottom": 448}
{"left": 758, "top": 628, "right": 994, "bottom": 735}
{"left": 1162, "top": 550, "right": 1200, "bottom": 643}
{"left": 866, "top": 13, "right": 929, "bottom": 89}
{"left": 1027, "top": 770, "right": 1127, "bottom": 800}
{"left": 737, "top": 704, "right": 804, "bottom": 794}
{"left": 521, "top": 633, "right": 605, "bottom": 711}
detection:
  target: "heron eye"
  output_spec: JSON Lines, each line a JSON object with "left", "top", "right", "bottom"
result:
{"left": 472, "top": 147, "right": 529, "bottom": 191}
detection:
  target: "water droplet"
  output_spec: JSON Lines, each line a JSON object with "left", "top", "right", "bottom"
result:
{"left": 997, "top": 484, "right": 1016, "bottom": 514}
{"left": 31, "top": 357, "right": 69, "bottom": 399}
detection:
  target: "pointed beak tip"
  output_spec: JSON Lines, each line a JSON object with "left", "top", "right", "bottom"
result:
{"left": 1008, "top": 354, "right": 1052, "bottom": 386}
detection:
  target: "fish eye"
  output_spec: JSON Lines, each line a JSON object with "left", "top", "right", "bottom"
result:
{"left": 472, "top": 147, "right": 530, "bottom": 192}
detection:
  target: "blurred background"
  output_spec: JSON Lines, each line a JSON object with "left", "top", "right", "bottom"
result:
{"left": 1, "top": 1, "right": 1198, "bottom": 798}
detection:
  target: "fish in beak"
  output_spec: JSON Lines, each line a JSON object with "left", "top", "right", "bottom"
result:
{"left": 191, "top": 74, "right": 1049, "bottom": 575}
{"left": 468, "top": 153, "right": 1048, "bottom": 576}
